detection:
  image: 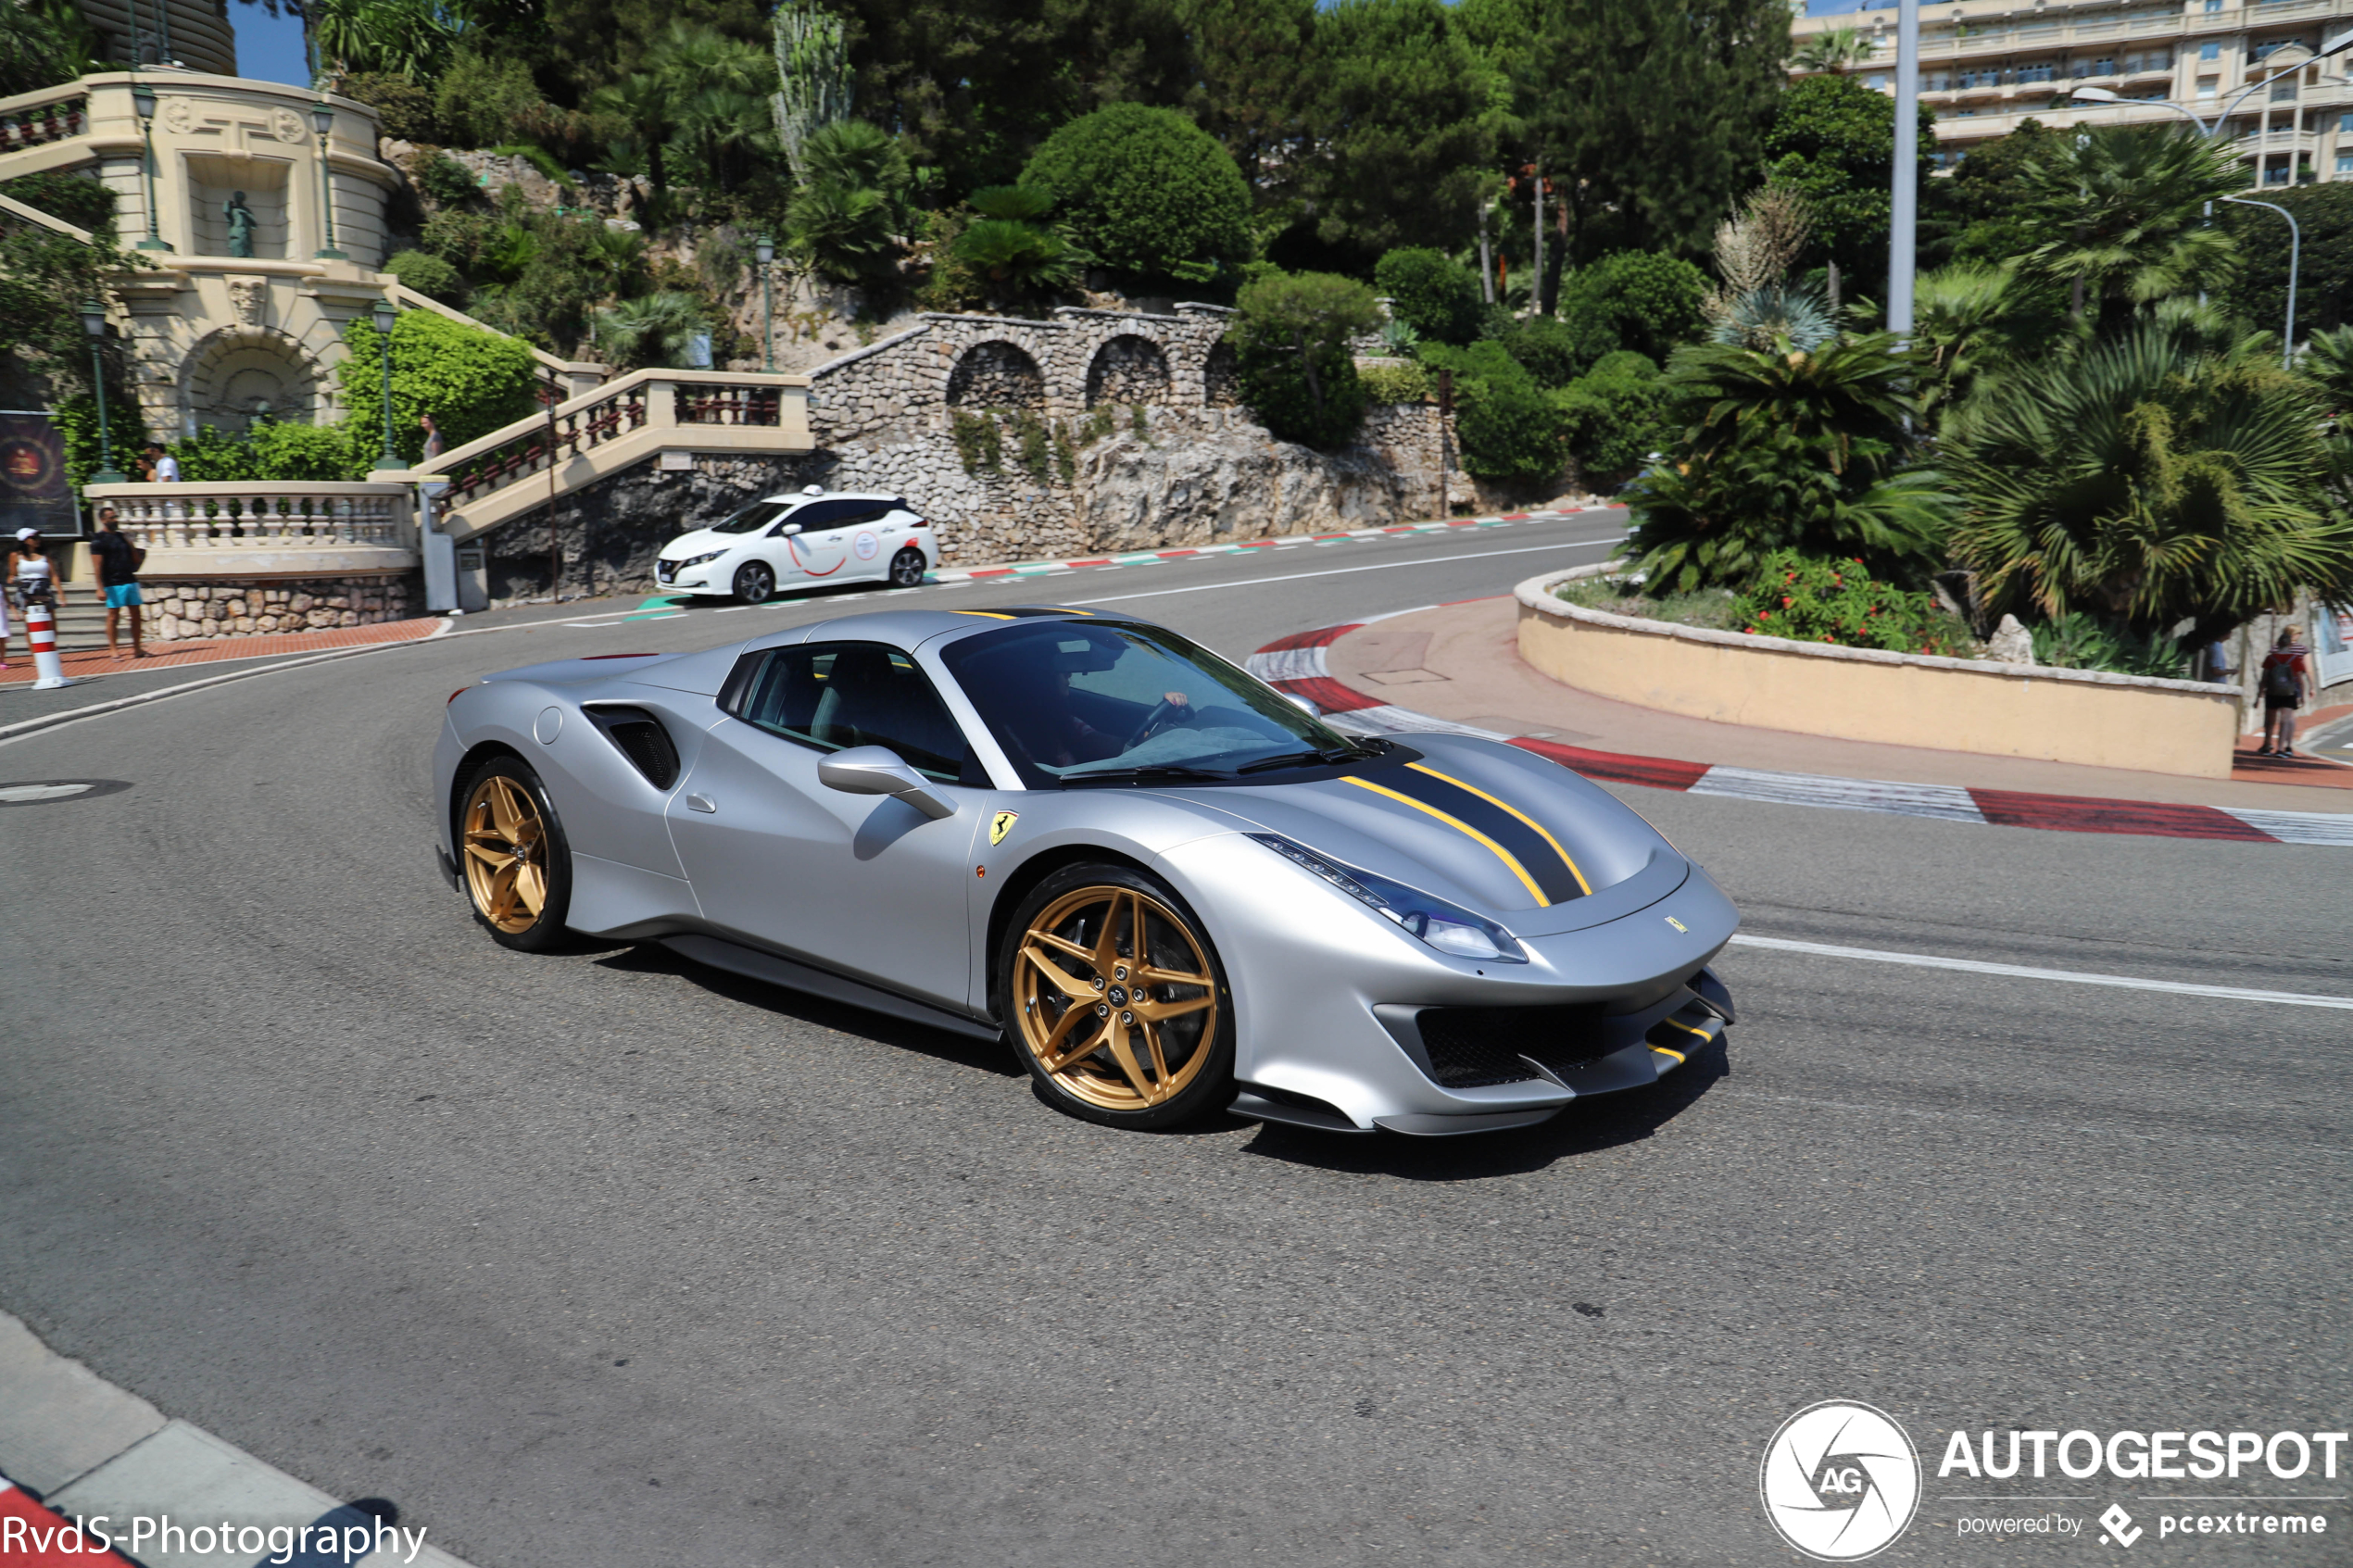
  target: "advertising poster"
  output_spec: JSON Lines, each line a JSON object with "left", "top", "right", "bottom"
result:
{"left": 2315, "top": 601, "right": 2353, "bottom": 689}
{"left": 0, "top": 411, "right": 75, "bottom": 539}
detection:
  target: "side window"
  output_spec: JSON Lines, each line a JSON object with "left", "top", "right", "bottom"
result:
{"left": 726, "top": 642, "right": 973, "bottom": 781}
{"left": 772, "top": 500, "right": 842, "bottom": 534}
{"left": 834, "top": 506, "right": 889, "bottom": 529}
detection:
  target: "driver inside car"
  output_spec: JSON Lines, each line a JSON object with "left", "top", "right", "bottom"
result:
{"left": 1006, "top": 639, "right": 1189, "bottom": 769}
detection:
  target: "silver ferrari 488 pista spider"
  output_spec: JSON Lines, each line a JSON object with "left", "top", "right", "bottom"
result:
{"left": 434, "top": 606, "right": 1739, "bottom": 1135}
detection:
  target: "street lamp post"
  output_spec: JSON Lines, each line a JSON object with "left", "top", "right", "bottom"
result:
{"left": 312, "top": 103, "right": 346, "bottom": 260}
{"left": 131, "top": 84, "right": 170, "bottom": 252}
{"left": 2222, "top": 196, "right": 2301, "bottom": 367}
{"left": 755, "top": 234, "right": 775, "bottom": 372}
{"left": 80, "top": 300, "right": 125, "bottom": 486}
{"left": 1888, "top": 0, "right": 1921, "bottom": 338}
{"left": 372, "top": 299, "right": 401, "bottom": 470}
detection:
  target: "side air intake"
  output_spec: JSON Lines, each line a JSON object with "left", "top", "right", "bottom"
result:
{"left": 587, "top": 707, "right": 681, "bottom": 790}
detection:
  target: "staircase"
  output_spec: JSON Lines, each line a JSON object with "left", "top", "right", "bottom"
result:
{"left": 412, "top": 369, "right": 815, "bottom": 543}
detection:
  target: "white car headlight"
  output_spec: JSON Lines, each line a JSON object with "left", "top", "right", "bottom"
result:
{"left": 1249, "top": 834, "right": 1526, "bottom": 963}
{"left": 672, "top": 549, "right": 727, "bottom": 570}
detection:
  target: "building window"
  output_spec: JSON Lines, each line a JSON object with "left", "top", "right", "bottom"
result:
{"left": 2340, "top": 111, "right": 2353, "bottom": 132}
{"left": 2273, "top": 81, "right": 2299, "bottom": 100}
{"left": 2338, "top": 153, "right": 2353, "bottom": 175}
{"left": 2019, "top": 65, "right": 2057, "bottom": 83}
{"left": 2198, "top": 78, "right": 2220, "bottom": 97}
{"left": 2266, "top": 164, "right": 2291, "bottom": 184}
{"left": 2200, "top": 42, "right": 2221, "bottom": 60}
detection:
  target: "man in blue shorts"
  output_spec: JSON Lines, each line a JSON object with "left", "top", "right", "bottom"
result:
{"left": 89, "top": 507, "right": 149, "bottom": 658}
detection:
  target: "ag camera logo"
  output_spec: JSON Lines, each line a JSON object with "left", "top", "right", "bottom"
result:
{"left": 1760, "top": 1400, "right": 1922, "bottom": 1561}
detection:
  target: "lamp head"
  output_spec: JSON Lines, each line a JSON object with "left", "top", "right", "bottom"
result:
{"left": 79, "top": 299, "right": 106, "bottom": 339}
{"left": 372, "top": 299, "right": 396, "bottom": 333}
{"left": 755, "top": 234, "right": 774, "bottom": 265}
{"left": 312, "top": 103, "right": 334, "bottom": 137}
{"left": 2071, "top": 86, "right": 2121, "bottom": 102}
{"left": 132, "top": 83, "right": 157, "bottom": 120}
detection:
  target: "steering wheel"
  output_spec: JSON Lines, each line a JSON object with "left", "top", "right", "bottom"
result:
{"left": 1126, "top": 696, "right": 1189, "bottom": 749}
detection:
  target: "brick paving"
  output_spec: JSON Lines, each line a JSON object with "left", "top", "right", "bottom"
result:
{"left": 0, "top": 616, "right": 441, "bottom": 687}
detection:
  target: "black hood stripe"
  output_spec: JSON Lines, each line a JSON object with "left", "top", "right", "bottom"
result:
{"left": 1350, "top": 763, "right": 1591, "bottom": 905}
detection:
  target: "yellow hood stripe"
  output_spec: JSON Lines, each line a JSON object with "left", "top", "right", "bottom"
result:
{"left": 1342, "top": 775, "right": 1550, "bottom": 906}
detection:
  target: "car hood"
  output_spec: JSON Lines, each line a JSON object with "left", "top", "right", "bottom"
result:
{"left": 658, "top": 528, "right": 736, "bottom": 561}
{"left": 1149, "top": 734, "right": 1690, "bottom": 938}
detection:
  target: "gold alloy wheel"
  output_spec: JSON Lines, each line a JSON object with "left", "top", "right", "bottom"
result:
{"left": 461, "top": 772, "right": 549, "bottom": 935}
{"left": 1013, "top": 884, "right": 1220, "bottom": 1112}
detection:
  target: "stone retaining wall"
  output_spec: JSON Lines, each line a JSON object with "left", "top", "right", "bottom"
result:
{"left": 146, "top": 574, "right": 413, "bottom": 641}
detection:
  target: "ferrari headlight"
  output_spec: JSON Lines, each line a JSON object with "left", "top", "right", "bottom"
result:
{"left": 672, "top": 549, "right": 727, "bottom": 570}
{"left": 1248, "top": 834, "right": 1526, "bottom": 963}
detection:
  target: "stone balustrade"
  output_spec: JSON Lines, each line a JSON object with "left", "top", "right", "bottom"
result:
{"left": 82, "top": 481, "right": 419, "bottom": 582}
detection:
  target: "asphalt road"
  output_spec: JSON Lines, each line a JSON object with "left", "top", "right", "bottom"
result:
{"left": 1, "top": 510, "right": 2347, "bottom": 1568}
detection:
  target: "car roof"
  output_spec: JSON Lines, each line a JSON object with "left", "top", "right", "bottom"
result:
{"left": 756, "top": 490, "right": 905, "bottom": 507}
{"left": 736, "top": 604, "right": 1147, "bottom": 657}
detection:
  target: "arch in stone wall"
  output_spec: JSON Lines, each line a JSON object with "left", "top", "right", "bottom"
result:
{"left": 1084, "top": 333, "right": 1173, "bottom": 407}
{"left": 1202, "top": 340, "right": 1240, "bottom": 408}
{"left": 945, "top": 339, "right": 1047, "bottom": 409}
{"left": 181, "top": 324, "right": 327, "bottom": 435}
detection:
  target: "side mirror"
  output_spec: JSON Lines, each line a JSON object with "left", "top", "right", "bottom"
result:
{"left": 1286, "top": 694, "right": 1323, "bottom": 719}
{"left": 776, "top": 522, "right": 803, "bottom": 536}
{"left": 818, "top": 745, "right": 956, "bottom": 820}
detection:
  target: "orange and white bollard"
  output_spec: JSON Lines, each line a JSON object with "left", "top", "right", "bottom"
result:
{"left": 25, "top": 596, "right": 75, "bottom": 690}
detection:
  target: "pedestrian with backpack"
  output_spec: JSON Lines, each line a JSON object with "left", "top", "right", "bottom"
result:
{"left": 2258, "top": 625, "right": 2311, "bottom": 757}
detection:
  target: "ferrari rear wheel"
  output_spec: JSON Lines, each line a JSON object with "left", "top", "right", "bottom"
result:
{"left": 733, "top": 560, "right": 776, "bottom": 605}
{"left": 1002, "top": 865, "right": 1233, "bottom": 1129}
{"left": 887, "top": 546, "right": 926, "bottom": 587}
{"left": 458, "top": 757, "right": 573, "bottom": 951}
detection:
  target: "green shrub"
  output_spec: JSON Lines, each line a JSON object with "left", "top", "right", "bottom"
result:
{"left": 1359, "top": 360, "right": 1432, "bottom": 404}
{"left": 1231, "top": 270, "right": 1382, "bottom": 446}
{"left": 1500, "top": 313, "right": 1616, "bottom": 389}
{"left": 1374, "top": 247, "right": 1481, "bottom": 345}
{"left": 1554, "top": 576, "right": 1742, "bottom": 630}
{"left": 1565, "top": 251, "right": 1709, "bottom": 362}
{"left": 953, "top": 409, "right": 1002, "bottom": 473}
{"left": 336, "top": 309, "right": 539, "bottom": 467}
{"left": 416, "top": 152, "right": 483, "bottom": 209}
{"left": 489, "top": 143, "right": 575, "bottom": 191}
{"left": 432, "top": 50, "right": 547, "bottom": 150}
{"left": 2030, "top": 611, "right": 2186, "bottom": 677}
{"left": 1728, "top": 549, "right": 1975, "bottom": 655}
{"left": 345, "top": 73, "right": 438, "bottom": 143}
{"left": 384, "top": 248, "right": 467, "bottom": 306}
{"left": 1417, "top": 340, "right": 1564, "bottom": 483}
{"left": 1553, "top": 352, "right": 1672, "bottom": 488}
{"left": 1023, "top": 104, "right": 1252, "bottom": 290}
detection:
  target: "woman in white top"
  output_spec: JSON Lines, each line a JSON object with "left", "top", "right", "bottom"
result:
{"left": 5, "top": 527, "right": 67, "bottom": 666}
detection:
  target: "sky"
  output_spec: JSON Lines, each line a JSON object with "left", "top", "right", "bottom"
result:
{"left": 231, "top": 1, "right": 313, "bottom": 89}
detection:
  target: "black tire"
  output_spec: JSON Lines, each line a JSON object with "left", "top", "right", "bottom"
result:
{"left": 455, "top": 756, "right": 574, "bottom": 952}
{"left": 887, "top": 546, "right": 927, "bottom": 587}
{"left": 733, "top": 559, "right": 777, "bottom": 605}
{"left": 998, "top": 862, "right": 1235, "bottom": 1130}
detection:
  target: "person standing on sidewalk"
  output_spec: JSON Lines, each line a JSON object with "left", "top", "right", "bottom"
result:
{"left": 88, "top": 506, "right": 149, "bottom": 658}
{"left": 2258, "top": 625, "right": 2311, "bottom": 756}
{"left": 144, "top": 443, "right": 180, "bottom": 483}
{"left": 420, "top": 412, "right": 444, "bottom": 461}
{"left": 5, "top": 527, "right": 65, "bottom": 667}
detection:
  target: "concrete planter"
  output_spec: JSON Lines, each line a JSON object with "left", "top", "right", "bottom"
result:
{"left": 1516, "top": 565, "right": 2243, "bottom": 779}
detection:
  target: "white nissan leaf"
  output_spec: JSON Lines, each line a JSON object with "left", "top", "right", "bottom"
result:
{"left": 656, "top": 487, "right": 939, "bottom": 604}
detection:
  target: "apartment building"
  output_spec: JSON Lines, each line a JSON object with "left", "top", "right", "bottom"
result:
{"left": 1791, "top": 0, "right": 2353, "bottom": 184}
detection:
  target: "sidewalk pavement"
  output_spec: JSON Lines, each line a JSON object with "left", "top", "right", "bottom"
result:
{"left": 0, "top": 1309, "right": 462, "bottom": 1568}
{"left": 1250, "top": 598, "right": 2353, "bottom": 846}
{"left": 0, "top": 619, "right": 442, "bottom": 688}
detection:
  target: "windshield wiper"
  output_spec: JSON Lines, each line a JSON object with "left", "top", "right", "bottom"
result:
{"left": 1061, "top": 764, "right": 1234, "bottom": 785}
{"left": 1234, "top": 743, "right": 1377, "bottom": 774}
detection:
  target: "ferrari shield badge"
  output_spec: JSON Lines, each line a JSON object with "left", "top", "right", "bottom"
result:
{"left": 990, "top": 809, "right": 1019, "bottom": 847}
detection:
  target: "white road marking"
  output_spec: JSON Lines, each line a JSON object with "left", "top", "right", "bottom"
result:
{"left": 0, "top": 782, "right": 92, "bottom": 801}
{"left": 1729, "top": 933, "right": 2353, "bottom": 1010}
{"left": 1065, "top": 536, "right": 1626, "bottom": 606}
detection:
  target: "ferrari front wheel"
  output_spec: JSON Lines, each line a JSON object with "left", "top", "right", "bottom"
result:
{"left": 457, "top": 757, "right": 573, "bottom": 951}
{"left": 1001, "top": 865, "right": 1233, "bottom": 1129}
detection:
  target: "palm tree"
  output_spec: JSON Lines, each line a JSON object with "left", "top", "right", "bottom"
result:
{"left": 648, "top": 23, "right": 777, "bottom": 192}
{"left": 588, "top": 69, "right": 674, "bottom": 194}
{"left": 592, "top": 291, "right": 711, "bottom": 369}
{"left": 1946, "top": 326, "right": 2353, "bottom": 637}
{"left": 1791, "top": 27, "right": 1874, "bottom": 75}
{"left": 2018, "top": 124, "right": 2243, "bottom": 328}
{"left": 1625, "top": 335, "right": 1954, "bottom": 592}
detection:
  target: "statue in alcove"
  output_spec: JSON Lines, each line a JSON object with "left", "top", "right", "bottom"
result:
{"left": 224, "top": 192, "right": 257, "bottom": 258}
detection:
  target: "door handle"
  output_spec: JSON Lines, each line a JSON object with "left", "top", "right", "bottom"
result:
{"left": 686, "top": 794, "right": 717, "bottom": 813}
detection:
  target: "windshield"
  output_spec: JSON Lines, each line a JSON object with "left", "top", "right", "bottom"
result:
{"left": 709, "top": 501, "right": 788, "bottom": 534}
{"left": 940, "top": 620, "right": 1361, "bottom": 786}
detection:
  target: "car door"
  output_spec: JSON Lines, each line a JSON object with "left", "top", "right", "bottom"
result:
{"left": 665, "top": 640, "right": 986, "bottom": 1010}
{"left": 772, "top": 499, "right": 852, "bottom": 583}
{"left": 830, "top": 503, "right": 895, "bottom": 582}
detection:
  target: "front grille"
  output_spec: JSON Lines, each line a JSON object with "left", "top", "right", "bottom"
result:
{"left": 1414, "top": 1004, "right": 1608, "bottom": 1088}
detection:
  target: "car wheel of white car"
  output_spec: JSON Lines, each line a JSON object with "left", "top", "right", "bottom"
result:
{"left": 887, "top": 547, "right": 926, "bottom": 588}
{"left": 733, "top": 560, "right": 776, "bottom": 605}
